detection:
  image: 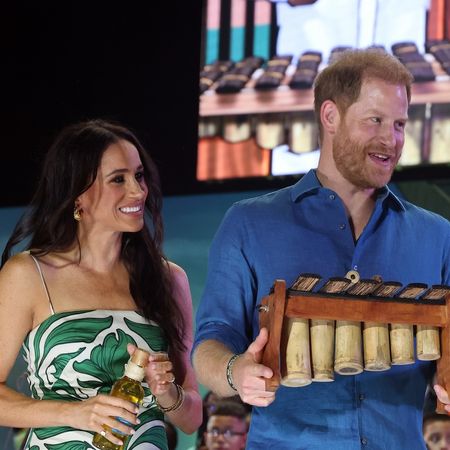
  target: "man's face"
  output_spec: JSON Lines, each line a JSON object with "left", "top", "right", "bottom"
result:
{"left": 205, "top": 415, "right": 247, "bottom": 450}
{"left": 424, "top": 420, "right": 450, "bottom": 450}
{"left": 332, "top": 78, "right": 408, "bottom": 189}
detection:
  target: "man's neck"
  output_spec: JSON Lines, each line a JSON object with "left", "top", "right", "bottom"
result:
{"left": 316, "top": 168, "right": 377, "bottom": 241}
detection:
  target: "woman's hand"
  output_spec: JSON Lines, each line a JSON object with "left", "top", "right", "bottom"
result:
{"left": 127, "top": 344, "right": 175, "bottom": 399}
{"left": 146, "top": 352, "right": 176, "bottom": 396}
{"left": 69, "top": 393, "right": 140, "bottom": 446}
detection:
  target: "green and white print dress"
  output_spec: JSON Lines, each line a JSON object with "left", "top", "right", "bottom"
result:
{"left": 22, "top": 257, "right": 169, "bottom": 449}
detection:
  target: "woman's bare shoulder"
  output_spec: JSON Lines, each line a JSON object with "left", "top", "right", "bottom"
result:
{"left": 0, "top": 251, "right": 37, "bottom": 280}
{"left": 167, "top": 260, "right": 187, "bottom": 278}
{"left": 0, "top": 252, "right": 38, "bottom": 329}
{"left": 166, "top": 261, "right": 190, "bottom": 290}
{"left": 166, "top": 261, "right": 191, "bottom": 305}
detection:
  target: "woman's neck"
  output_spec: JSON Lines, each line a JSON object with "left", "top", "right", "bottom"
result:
{"left": 73, "top": 228, "right": 123, "bottom": 273}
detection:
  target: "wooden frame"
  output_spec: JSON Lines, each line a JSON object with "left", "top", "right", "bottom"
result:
{"left": 259, "top": 279, "right": 450, "bottom": 413}
{"left": 200, "top": 80, "right": 450, "bottom": 117}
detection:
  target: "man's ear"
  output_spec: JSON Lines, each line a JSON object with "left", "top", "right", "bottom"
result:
{"left": 320, "top": 100, "right": 340, "bottom": 136}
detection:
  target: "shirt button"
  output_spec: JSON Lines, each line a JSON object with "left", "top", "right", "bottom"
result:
{"left": 339, "top": 223, "right": 346, "bottom": 230}
{"left": 329, "top": 194, "right": 335, "bottom": 200}
{"left": 359, "top": 394, "right": 365, "bottom": 401}
{"left": 361, "top": 438, "right": 368, "bottom": 445}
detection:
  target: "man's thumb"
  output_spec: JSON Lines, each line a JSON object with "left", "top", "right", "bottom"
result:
{"left": 246, "top": 327, "right": 269, "bottom": 360}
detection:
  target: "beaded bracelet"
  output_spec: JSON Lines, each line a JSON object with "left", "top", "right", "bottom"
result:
{"left": 226, "top": 354, "right": 241, "bottom": 391}
{"left": 155, "top": 383, "right": 185, "bottom": 413}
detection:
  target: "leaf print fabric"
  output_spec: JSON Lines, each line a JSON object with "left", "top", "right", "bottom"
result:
{"left": 21, "top": 310, "right": 169, "bottom": 449}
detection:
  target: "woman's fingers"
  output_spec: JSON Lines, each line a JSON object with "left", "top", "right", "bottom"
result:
{"left": 97, "top": 426, "right": 125, "bottom": 446}
{"left": 102, "top": 414, "right": 136, "bottom": 438}
{"left": 146, "top": 353, "right": 176, "bottom": 392}
{"left": 127, "top": 343, "right": 137, "bottom": 355}
{"left": 73, "top": 394, "right": 140, "bottom": 434}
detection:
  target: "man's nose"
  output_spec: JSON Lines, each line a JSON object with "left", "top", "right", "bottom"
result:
{"left": 378, "top": 123, "right": 398, "bottom": 148}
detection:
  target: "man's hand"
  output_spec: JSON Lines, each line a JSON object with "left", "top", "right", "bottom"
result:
{"left": 232, "top": 328, "right": 277, "bottom": 407}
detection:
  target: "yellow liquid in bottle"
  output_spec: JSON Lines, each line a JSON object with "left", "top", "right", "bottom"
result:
{"left": 92, "top": 374, "right": 145, "bottom": 449}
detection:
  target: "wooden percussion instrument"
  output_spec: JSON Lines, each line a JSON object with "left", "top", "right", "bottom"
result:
{"left": 259, "top": 274, "right": 450, "bottom": 413}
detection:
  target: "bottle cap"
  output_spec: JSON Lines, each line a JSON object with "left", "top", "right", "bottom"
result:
{"left": 130, "top": 348, "right": 150, "bottom": 368}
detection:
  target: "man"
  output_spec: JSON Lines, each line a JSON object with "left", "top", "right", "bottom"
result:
{"left": 193, "top": 48, "right": 450, "bottom": 449}
{"left": 204, "top": 401, "right": 248, "bottom": 450}
{"left": 423, "top": 413, "right": 450, "bottom": 450}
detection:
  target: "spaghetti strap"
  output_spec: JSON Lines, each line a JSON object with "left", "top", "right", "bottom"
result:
{"left": 29, "top": 254, "right": 56, "bottom": 315}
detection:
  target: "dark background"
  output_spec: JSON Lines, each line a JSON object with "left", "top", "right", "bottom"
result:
{"left": 2, "top": 2, "right": 449, "bottom": 207}
{"left": 1, "top": 2, "right": 205, "bottom": 206}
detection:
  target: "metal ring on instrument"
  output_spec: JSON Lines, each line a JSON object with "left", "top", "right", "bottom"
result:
{"left": 345, "top": 270, "right": 360, "bottom": 284}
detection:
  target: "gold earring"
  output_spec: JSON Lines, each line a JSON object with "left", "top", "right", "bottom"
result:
{"left": 74, "top": 207, "right": 82, "bottom": 222}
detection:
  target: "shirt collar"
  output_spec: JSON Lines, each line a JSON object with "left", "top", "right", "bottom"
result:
{"left": 290, "top": 170, "right": 322, "bottom": 202}
{"left": 378, "top": 184, "right": 406, "bottom": 211}
{"left": 290, "top": 169, "right": 406, "bottom": 212}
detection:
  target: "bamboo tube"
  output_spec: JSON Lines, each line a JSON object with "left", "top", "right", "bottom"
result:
{"left": 416, "top": 286, "right": 450, "bottom": 361}
{"left": 281, "top": 317, "right": 312, "bottom": 387}
{"left": 313, "top": 278, "right": 351, "bottom": 381}
{"left": 255, "top": 114, "right": 285, "bottom": 149}
{"left": 223, "top": 115, "right": 252, "bottom": 143}
{"left": 391, "top": 284, "right": 427, "bottom": 365}
{"left": 345, "top": 278, "right": 390, "bottom": 371}
{"left": 334, "top": 321, "right": 363, "bottom": 375}
{"left": 311, "top": 320, "right": 335, "bottom": 381}
{"left": 363, "top": 323, "right": 391, "bottom": 371}
{"left": 364, "top": 282, "right": 404, "bottom": 371}
{"left": 398, "top": 114, "right": 422, "bottom": 166}
{"left": 416, "top": 325, "right": 440, "bottom": 360}
{"left": 390, "top": 324, "right": 415, "bottom": 365}
{"left": 333, "top": 273, "right": 363, "bottom": 375}
{"left": 198, "top": 117, "right": 220, "bottom": 138}
{"left": 288, "top": 113, "right": 318, "bottom": 154}
{"left": 281, "top": 274, "right": 325, "bottom": 387}
{"left": 430, "top": 114, "right": 450, "bottom": 164}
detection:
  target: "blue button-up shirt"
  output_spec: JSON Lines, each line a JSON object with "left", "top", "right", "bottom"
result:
{"left": 194, "top": 170, "right": 450, "bottom": 450}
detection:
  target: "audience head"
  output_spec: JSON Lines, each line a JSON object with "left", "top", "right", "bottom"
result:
{"left": 204, "top": 401, "right": 248, "bottom": 450}
{"left": 423, "top": 413, "right": 450, "bottom": 450}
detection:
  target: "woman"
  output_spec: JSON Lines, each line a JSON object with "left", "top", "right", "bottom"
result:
{"left": 0, "top": 120, "right": 202, "bottom": 449}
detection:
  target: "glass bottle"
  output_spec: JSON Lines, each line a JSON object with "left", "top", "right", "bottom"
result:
{"left": 92, "top": 348, "right": 149, "bottom": 450}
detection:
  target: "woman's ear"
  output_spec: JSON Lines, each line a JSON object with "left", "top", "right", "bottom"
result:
{"left": 74, "top": 196, "right": 83, "bottom": 209}
{"left": 320, "top": 100, "right": 340, "bottom": 136}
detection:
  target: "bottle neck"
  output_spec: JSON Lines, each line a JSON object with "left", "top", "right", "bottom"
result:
{"left": 123, "top": 361, "right": 145, "bottom": 381}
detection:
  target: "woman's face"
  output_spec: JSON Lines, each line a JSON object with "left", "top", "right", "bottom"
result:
{"left": 77, "top": 139, "right": 148, "bottom": 233}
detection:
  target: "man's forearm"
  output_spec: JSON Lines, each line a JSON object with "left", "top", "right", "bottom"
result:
{"left": 192, "top": 339, "right": 239, "bottom": 397}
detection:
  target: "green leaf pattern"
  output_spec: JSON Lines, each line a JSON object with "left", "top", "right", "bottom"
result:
{"left": 22, "top": 310, "right": 169, "bottom": 449}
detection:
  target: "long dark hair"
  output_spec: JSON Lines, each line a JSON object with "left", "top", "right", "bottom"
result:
{"left": 1, "top": 119, "right": 185, "bottom": 356}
